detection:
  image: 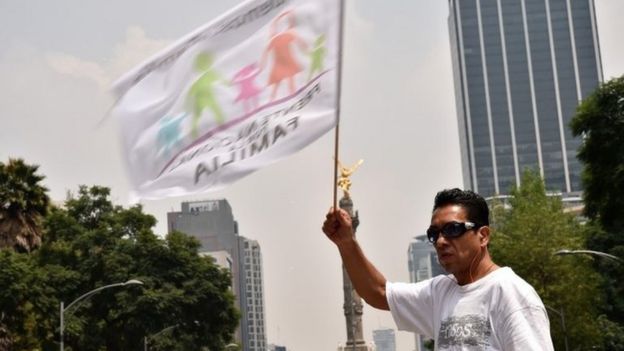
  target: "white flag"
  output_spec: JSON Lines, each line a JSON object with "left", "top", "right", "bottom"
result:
{"left": 112, "top": 0, "right": 341, "bottom": 200}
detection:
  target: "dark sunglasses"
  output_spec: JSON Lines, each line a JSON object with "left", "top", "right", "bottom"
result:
{"left": 426, "top": 221, "right": 478, "bottom": 243}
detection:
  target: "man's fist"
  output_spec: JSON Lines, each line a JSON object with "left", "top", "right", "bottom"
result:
{"left": 322, "top": 208, "right": 354, "bottom": 246}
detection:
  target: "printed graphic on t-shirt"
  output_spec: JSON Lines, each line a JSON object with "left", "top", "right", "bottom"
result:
{"left": 438, "top": 314, "right": 491, "bottom": 349}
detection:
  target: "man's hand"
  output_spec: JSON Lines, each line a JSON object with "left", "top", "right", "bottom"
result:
{"left": 322, "top": 208, "right": 354, "bottom": 246}
{"left": 321, "top": 207, "right": 390, "bottom": 310}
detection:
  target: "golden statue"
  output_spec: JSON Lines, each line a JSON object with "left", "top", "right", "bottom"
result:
{"left": 337, "top": 159, "right": 363, "bottom": 198}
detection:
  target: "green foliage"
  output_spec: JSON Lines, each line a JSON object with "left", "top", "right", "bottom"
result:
{"left": 597, "top": 315, "right": 624, "bottom": 351}
{"left": 0, "top": 249, "right": 33, "bottom": 348}
{"left": 570, "top": 75, "right": 624, "bottom": 331}
{"left": 0, "top": 184, "right": 239, "bottom": 350}
{"left": 581, "top": 222, "right": 624, "bottom": 327}
{"left": 0, "top": 158, "right": 51, "bottom": 349}
{"left": 570, "top": 75, "right": 624, "bottom": 231}
{"left": 490, "top": 170, "right": 604, "bottom": 349}
{"left": 0, "top": 158, "right": 50, "bottom": 252}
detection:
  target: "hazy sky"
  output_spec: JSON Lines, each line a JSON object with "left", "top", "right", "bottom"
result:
{"left": 1, "top": 1, "right": 623, "bottom": 350}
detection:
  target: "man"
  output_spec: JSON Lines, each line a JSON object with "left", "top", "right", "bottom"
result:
{"left": 322, "top": 188, "right": 553, "bottom": 350}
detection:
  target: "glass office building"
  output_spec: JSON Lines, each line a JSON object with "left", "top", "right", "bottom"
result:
{"left": 449, "top": 0, "right": 602, "bottom": 197}
{"left": 408, "top": 235, "right": 445, "bottom": 351}
{"left": 168, "top": 199, "right": 267, "bottom": 351}
{"left": 372, "top": 328, "right": 396, "bottom": 351}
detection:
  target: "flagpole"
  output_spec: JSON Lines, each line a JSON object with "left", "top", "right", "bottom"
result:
{"left": 333, "top": 127, "right": 340, "bottom": 210}
{"left": 333, "top": 0, "right": 347, "bottom": 210}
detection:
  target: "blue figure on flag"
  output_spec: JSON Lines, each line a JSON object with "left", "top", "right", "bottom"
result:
{"left": 157, "top": 113, "right": 186, "bottom": 157}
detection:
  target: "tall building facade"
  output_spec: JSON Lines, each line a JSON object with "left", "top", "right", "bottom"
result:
{"left": 449, "top": 0, "right": 602, "bottom": 197}
{"left": 167, "top": 199, "right": 267, "bottom": 351}
{"left": 408, "top": 235, "right": 445, "bottom": 351}
{"left": 372, "top": 328, "right": 396, "bottom": 351}
{"left": 244, "top": 239, "right": 267, "bottom": 350}
{"left": 408, "top": 235, "right": 445, "bottom": 284}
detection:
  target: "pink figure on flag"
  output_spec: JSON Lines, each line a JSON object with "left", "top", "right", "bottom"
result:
{"left": 260, "top": 10, "right": 308, "bottom": 101}
{"left": 232, "top": 63, "right": 262, "bottom": 113}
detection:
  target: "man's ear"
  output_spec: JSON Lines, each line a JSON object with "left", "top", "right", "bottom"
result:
{"left": 478, "top": 226, "right": 490, "bottom": 247}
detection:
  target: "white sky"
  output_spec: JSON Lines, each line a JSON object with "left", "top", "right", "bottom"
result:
{"left": 1, "top": 1, "right": 623, "bottom": 350}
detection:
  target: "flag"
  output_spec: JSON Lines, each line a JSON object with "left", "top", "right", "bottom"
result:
{"left": 112, "top": 0, "right": 341, "bottom": 200}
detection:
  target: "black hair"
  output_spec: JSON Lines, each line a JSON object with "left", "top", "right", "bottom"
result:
{"left": 433, "top": 188, "right": 489, "bottom": 226}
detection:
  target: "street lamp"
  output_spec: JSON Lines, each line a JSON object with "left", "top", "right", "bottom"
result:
{"left": 60, "top": 279, "right": 143, "bottom": 351}
{"left": 554, "top": 249, "right": 623, "bottom": 263}
{"left": 144, "top": 324, "right": 178, "bottom": 351}
{"left": 544, "top": 305, "right": 569, "bottom": 351}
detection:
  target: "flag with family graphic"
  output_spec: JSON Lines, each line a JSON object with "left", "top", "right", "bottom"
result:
{"left": 112, "top": 0, "right": 341, "bottom": 199}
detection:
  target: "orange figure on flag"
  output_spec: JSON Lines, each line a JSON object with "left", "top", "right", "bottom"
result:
{"left": 260, "top": 10, "right": 308, "bottom": 101}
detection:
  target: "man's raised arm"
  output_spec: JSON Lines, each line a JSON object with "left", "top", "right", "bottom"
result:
{"left": 322, "top": 208, "right": 389, "bottom": 310}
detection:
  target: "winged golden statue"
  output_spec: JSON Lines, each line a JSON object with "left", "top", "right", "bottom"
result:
{"left": 336, "top": 159, "right": 364, "bottom": 198}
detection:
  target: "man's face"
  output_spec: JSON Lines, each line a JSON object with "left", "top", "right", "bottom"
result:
{"left": 430, "top": 204, "right": 482, "bottom": 277}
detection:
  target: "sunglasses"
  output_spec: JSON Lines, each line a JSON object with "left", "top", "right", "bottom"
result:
{"left": 426, "top": 221, "right": 478, "bottom": 243}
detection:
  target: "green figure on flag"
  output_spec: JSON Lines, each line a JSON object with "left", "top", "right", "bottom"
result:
{"left": 188, "top": 52, "right": 225, "bottom": 138}
{"left": 308, "top": 34, "right": 326, "bottom": 81}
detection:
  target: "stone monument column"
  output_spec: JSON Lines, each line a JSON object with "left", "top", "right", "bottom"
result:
{"left": 339, "top": 195, "right": 371, "bottom": 351}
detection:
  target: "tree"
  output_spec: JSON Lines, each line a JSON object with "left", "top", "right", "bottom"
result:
{"left": 0, "top": 158, "right": 50, "bottom": 252}
{"left": 490, "top": 170, "right": 604, "bottom": 349}
{"left": 598, "top": 315, "right": 624, "bottom": 350}
{"left": 570, "top": 75, "right": 624, "bottom": 328}
{"left": 0, "top": 158, "right": 50, "bottom": 350}
{"left": 0, "top": 246, "right": 66, "bottom": 350}
{"left": 570, "top": 75, "right": 624, "bottom": 231}
{"left": 0, "top": 184, "right": 239, "bottom": 350}
{"left": 0, "top": 249, "right": 32, "bottom": 350}
{"left": 34, "top": 185, "right": 240, "bottom": 350}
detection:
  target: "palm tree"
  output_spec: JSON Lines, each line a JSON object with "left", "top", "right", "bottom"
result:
{"left": 0, "top": 158, "right": 50, "bottom": 252}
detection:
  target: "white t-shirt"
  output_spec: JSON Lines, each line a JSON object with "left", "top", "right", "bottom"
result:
{"left": 386, "top": 267, "right": 554, "bottom": 350}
